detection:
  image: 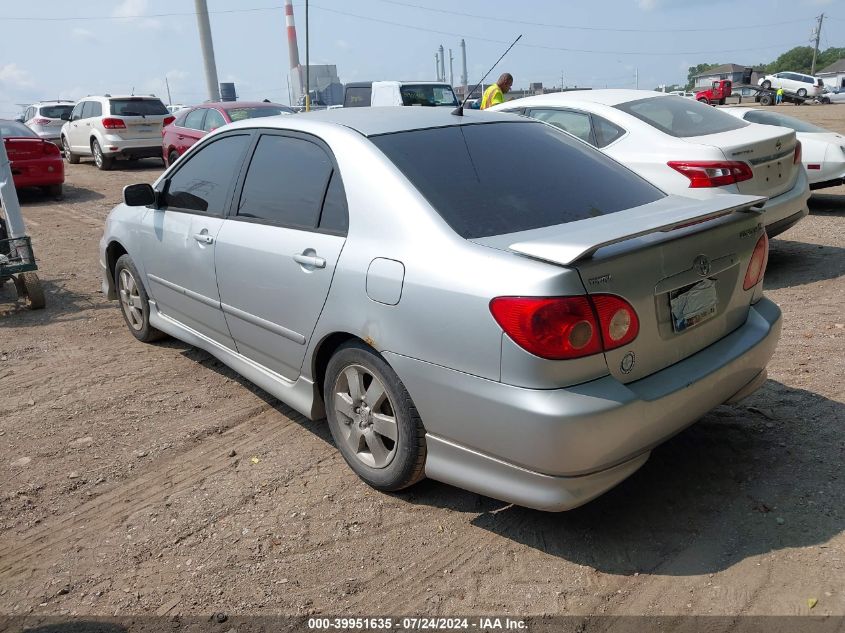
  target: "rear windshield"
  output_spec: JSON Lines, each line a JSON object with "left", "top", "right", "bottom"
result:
{"left": 615, "top": 96, "right": 747, "bottom": 138}
{"left": 225, "top": 106, "right": 292, "bottom": 121}
{"left": 0, "top": 121, "right": 37, "bottom": 138}
{"left": 743, "top": 110, "right": 828, "bottom": 134}
{"left": 400, "top": 84, "right": 458, "bottom": 107}
{"left": 39, "top": 105, "right": 73, "bottom": 119}
{"left": 370, "top": 122, "right": 663, "bottom": 239}
{"left": 110, "top": 98, "right": 168, "bottom": 116}
{"left": 344, "top": 86, "right": 372, "bottom": 107}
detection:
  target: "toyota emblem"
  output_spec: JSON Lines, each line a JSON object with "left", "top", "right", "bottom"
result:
{"left": 694, "top": 255, "right": 711, "bottom": 277}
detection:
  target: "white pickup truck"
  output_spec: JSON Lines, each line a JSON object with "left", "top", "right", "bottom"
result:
{"left": 342, "top": 81, "right": 459, "bottom": 108}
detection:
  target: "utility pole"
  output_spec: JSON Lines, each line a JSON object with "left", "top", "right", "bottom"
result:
{"left": 438, "top": 45, "right": 445, "bottom": 83}
{"left": 165, "top": 76, "right": 172, "bottom": 106}
{"left": 811, "top": 13, "right": 825, "bottom": 76}
{"left": 305, "top": 0, "right": 310, "bottom": 111}
{"left": 560, "top": 70, "right": 564, "bottom": 90}
{"left": 193, "top": 0, "right": 220, "bottom": 102}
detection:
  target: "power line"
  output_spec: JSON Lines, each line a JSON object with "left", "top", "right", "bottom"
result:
{"left": 373, "top": 0, "right": 812, "bottom": 33}
{"left": 0, "top": 5, "right": 285, "bottom": 21}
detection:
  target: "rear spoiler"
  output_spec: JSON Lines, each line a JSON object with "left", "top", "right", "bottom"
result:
{"left": 489, "top": 194, "right": 766, "bottom": 267}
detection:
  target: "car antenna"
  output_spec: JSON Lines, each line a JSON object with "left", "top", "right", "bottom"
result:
{"left": 452, "top": 34, "right": 522, "bottom": 116}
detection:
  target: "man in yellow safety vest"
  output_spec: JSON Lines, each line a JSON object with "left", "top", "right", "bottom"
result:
{"left": 481, "top": 73, "right": 514, "bottom": 109}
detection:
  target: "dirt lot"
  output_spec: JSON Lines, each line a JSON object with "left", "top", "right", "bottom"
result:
{"left": 0, "top": 104, "right": 843, "bottom": 622}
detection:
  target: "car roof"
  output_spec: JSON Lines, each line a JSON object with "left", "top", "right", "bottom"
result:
{"left": 499, "top": 89, "right": 669, "bottom": 108}
{"left": 226, "top": 107, "right": 525, "bottom": 137}
{"left": 32, "top": 101, "right": 74, "bottom": 106}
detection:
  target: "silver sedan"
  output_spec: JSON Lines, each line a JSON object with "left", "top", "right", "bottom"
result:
{"left": 100, "top": 108, "right": 781, "bottom": 511}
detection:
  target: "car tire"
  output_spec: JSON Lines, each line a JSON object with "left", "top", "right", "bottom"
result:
{"left": 324, "top": 341, "right": 426, "bottom": 492}
{"left": 114, "top": 254, "right": 165, "bottom": 343}
{"left": 761, "top": 80, "right": 772, "bottom": 90}
{"left": 697, "top": 97, "right": 710, "bottom": 105}
{"left": 797, "top": 88, "right": 807, "bottom": 97}
{"left": 62, "top": 136, "right": 80, "bottom": 164}
{"left": 92, "top": 139, "right": 113, "bottom": 171}
{"left": 45, "top": 184, "right": 62, "bottom": 198}
{"left": 718, "top": 98, "right": 726, "bottom": 106}
{"left": 760, "top": 94, "right": 774, "bottom": 106}
{"left": 168, "top": 150, "right": 179, "bottom": 167}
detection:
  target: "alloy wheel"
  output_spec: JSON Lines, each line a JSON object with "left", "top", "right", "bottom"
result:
{"left": 118, "top": 268, "right": 144, "bottom": 331}
{"left": 93, "top": 142, "right": 103, "bottom": 168}
{"left": 332, "top": 364, "right": 398, "bottom": 469}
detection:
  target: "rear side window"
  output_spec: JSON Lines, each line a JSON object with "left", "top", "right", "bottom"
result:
{"left": 371, "top": 122, "right": 663, "bottom": 239}
{"left": 743, "top": 110, "right": 828, "bottom": 133}
{"left": 203, "top": 109, "right": 226, "bottom": 132}
{"left": 237, "top": 135, "right": 333, "bottom": 230}
{"left": 184, "top": 109, "right": 206, "bottom": 130}
{"left": 164, "top": 134, "right": 251, "bottom": 214}
{"left": 110, "top": 98, "right": 168, "bottom": 116}
{"left": 527, "top": 109, "right": 593, "bottom": 144}
{"left": 81, "top": 101, "right": 99, "bottom": 119}
{"left": 318, "top": 171, "right": 349, "bottom": 234}
{"left": 593, "top": 115, "right": 626, "bottom": 148}
{"left": 615, "top": 96, "right": 747, "bottom": 138}
{"left": 344, "top": 86, "right": 372, "bottom": 107}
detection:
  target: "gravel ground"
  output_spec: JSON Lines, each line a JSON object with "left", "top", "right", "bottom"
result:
{"left": 0, "top": 104, "right": 843, "bottom": 621}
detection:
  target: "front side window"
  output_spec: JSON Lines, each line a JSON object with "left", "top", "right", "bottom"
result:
{"left": 344, "top": 86, "right": 372, "bottom": 107}
{"left": 615, "top": 96, "right": 747, "bottom": 138}
{"left": 184, "top": 109, "right": 206, "bottom": 130}
{"left": 70, "top": 103, "right": 84, "bottom": 121}
{"left": 163, "top": 134, "right": 251, "bottom": 214}
{"left": 203, "top": 109, "right": 226, "bottom": 132}
{"left": 237, "top": 135, "right": 333, "bottom": 230}
{"left": 527, "top": 109, "right": 593, "bottom": 144}
{"left": 371, "top": 122, "right": 663, "bottom": 239}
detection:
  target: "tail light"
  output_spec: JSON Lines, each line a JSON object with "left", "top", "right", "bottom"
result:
{"left": 743, "top": 232, "right": 769, "bottom": 290}
{"left": 42, "top": 141, "right": 61, "bottom": 156}
{"left": 489, "top": 294, "right": 639, "bottom": 360}
{"left": 668, "top": 160, "right": 753, "bottom": 188}
{"left": 163, "top": 116, "right": 175, "bottom": 127}
{"left": 32, "top": 118, "right": 51, "bottom": 125}
{"left": 101, "top": 118, "right": 126, "bottom": 130}
{"left": 793, "top": 140, "right": 802, "bottom": 165}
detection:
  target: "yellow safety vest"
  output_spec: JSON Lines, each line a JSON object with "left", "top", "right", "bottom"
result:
{"left": 481, "top": 84, "right": 503, "bottom": 109}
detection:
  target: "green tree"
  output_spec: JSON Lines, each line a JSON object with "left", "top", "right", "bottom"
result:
{"left": 767, "top": 47, "right": 815, "bottom": 74}
{"left": 686, "top": 63, "right": 719, "bottom": 89}
{"left": 816, "top": 47, "right": 845, "bottom": 72}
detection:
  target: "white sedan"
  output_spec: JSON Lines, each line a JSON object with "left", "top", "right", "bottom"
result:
{"left": 490, "top": 90, "right": 811, "bottom": 237}
{"left": 720, "top": 107, "right": 845, "bottom": 190}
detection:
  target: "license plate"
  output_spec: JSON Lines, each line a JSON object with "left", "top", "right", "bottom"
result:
{"left": 670, "top": 279, "right": 718, "bottom": 333}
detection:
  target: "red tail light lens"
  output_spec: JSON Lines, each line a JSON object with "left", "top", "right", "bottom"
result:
{"left": 668, "top": 160, "right": 753, "bottom": 188}
{"left": 743, "top": 232, "right": 769, "bottom": 290}
{"left": 591, "top": 294, "right": 640, "bottom": 350}
{"left": 489, "top": 297, "right": 602, "bottom": 360}
{"left": 101, "top": 118, "right": 126, "bottom": 130}
{"left": 33, "top": 118, "right": 51, "bottom": 125}
{"left": 42, "top": 141, "right": 61, "bottom": 156}
{"left": 793, "top": 140, "right": 802, "bottom": 165}
{"left": 490, "top": 294, "right": 640, "bottom": 360}
{"left": 163, "top": 116, "right": 175, "bottom": 127}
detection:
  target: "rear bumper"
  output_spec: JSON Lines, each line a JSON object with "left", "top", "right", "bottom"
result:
{"left": 758, "top": 169, "right": 810, "bottom": 236}
{"left": 100, "top": 136, "right": 163, "bottom": 158}
{"left": 386, "top": 297, "right": 782, "bottom": 511}
{"left": 11, "top": 159, "right": 65, "bottom": 188}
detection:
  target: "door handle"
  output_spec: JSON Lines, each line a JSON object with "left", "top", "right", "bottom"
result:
{"left": 293, "top": 253, "right": 326, "bottom": 268}
{"left": 193, "top": 233, "right": 214, "bottom": 244}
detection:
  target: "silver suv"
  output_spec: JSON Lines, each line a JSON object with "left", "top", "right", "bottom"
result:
{"left": 18, "top": 101, "right": 75, "bottom": 142}
{"left": 60, "top": 95, "right": 173, "bottom": 170}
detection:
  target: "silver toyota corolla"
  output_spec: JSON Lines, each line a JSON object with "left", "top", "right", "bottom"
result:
{"left": 99, "top": 108, "right": 781, "bottom": 511}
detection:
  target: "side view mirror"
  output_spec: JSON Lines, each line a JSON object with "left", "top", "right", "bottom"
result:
{"left": 123, "top": 183, "right": 156, "bottom": 207}
{"left": 60, "top": 112, "right": 71, "bottom": 121}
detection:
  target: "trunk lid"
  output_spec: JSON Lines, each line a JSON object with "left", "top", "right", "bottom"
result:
{"left": 4, "top": 138, "right": 46, "bottom": 161}
{"left": 488, "top": 194, "right": 767, "bottom": 384}
{"left": 683, "top": 125, "right": 799, "bottom": 198}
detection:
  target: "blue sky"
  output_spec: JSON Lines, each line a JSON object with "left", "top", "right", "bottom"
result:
{"left": 0, "top": 0, "right": 841, "bottom": 116}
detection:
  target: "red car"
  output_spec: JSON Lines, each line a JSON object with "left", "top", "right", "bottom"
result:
{"left": 161, "top": 101, "right": 295, "bottom": 166}
{"left": 1, "top": 120, "right": 64, "bottom": 196}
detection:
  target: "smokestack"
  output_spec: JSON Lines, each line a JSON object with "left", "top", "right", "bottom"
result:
{"left": 193, "top": 0, "right": 220, "bottom": 102}
{"left": 284, "top": 0, "right": 304, "bottom": 100}
{"left": 449, "top": 48, "right": 454, "bottom": 87}
{"left": 438, "top": 45, "right": 445, "bottom": 83}
{"left": 460, "top": 39, "right": 467, "bottom": 94}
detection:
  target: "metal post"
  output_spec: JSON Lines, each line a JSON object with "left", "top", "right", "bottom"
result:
{"left": 165, "top": 76, "right": 172, "bottom": 106}
{"left": 193, "top": 0, "right": 220, "bottom": 102}
{"left": 811, "top": 13, "right": 824, "bottom": 76}
{"left": 305, "top": 0, "right": 310, "bottom": 111}
{"left": 438, "top": 45, "right": 445, "bottom": 83}
{"left": 460, "top": 39, "right": 467, "bottom": 96}
{"left": 0, "top": 129, "right": 27, "bottom": 239}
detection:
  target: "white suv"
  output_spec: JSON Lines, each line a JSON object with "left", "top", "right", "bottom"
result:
{"left": 19, "top": 101, "right": 75, "bottom": 142}
{"left": 60, "top": 95, "right": 173, "bottom": 170}
{"left": 758, "top": 72, "right": 824, "bottom": 97}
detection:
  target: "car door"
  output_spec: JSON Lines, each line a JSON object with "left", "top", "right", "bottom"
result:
{"left": 140, "top": 131, "right": 253, "bottom": 349}
{"left": 214, "top": 132, "right": 348, "bottom": 381}
{"left": 67, "top": 102, "right": 87, "bottom": 151}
